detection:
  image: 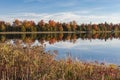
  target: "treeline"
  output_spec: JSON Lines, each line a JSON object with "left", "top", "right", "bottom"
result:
{"left": 0, "top": 19, "right": 120, "bottom": 32}
{"left": 0, "top": 33, "right": 120, "bottom": 44}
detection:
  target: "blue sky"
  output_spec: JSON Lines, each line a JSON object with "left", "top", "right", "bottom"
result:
{"left": 0, "top": 0, "right": 120, "bottom": 23}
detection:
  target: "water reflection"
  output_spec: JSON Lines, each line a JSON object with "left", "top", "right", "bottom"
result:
{"left": 0, "top": 33, "right": 120, "bottom": 65}
{"left": 46, "top": 38, "right": 120, "bottom": 64}
{"left": 0, "top": 32, "right": 120, "bottom": 43}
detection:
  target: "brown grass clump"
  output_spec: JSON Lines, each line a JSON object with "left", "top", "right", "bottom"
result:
{"left": 0, "top": 44, "right": 120, "bottom": 80}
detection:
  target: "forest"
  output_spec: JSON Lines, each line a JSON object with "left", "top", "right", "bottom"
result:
{"left": 0, "top": 19, "right": 120, "bottom": 32}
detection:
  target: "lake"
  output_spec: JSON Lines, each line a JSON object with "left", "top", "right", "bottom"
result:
{"left": 1, "top": 33, "right": 120, "bottom": 65}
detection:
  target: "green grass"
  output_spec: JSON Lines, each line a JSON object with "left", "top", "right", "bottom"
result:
{"left": 0, "top": 44, "right": 120, "bottom": 80}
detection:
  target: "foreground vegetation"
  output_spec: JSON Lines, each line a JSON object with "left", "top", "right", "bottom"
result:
{"left": 0, "top": 44, "right": 120, "bottom": 80}
{"left": 0, "top": 20, "right": 120, "bottom": 32}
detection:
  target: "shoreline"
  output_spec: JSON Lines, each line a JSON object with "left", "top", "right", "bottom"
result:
{"left": 0, "top": 31, "right": 118, "bottom": 34}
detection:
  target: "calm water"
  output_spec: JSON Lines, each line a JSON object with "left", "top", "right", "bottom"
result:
{"left": 1, "top": 33, "right": 120, "bottom": 65}
{"left": 46, "top": 38, "right": 120, "bottom": 65}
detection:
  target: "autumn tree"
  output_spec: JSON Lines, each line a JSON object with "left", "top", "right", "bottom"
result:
{"left": 92, "top": 24, "right": 99, "bottom": 31}
{"left": 70, "top": 21, "right": 77, "bottom": 31}
{"left": 49, "top": 20, "right": 57, "bottom": 31}
{"left": 21, "top": 26, "right": 26, "bottom": 32}
{"left": 23, "top": 20, "right": 36, "bottom": 32}
{"left": 56, "top": 22, "right": 63, "bottom": 31}
{"left": 13, "top": 19, "right": 22, "bottom": 27}
{"left": 87, "top": 24, "right": 92, "bottom": 32}
{"left": 38, "top": 20, "right": 45, "bottom": 31}
{"left": 80, "top": 24, "right": 86, "bottom": 31}
{"left": 66, "top": 23, "right": 71, "bottom": 31}
{"left": 5, "top": 22, "right": 11, "bottom": 32}
{"left": 0, "top": 21, "right": 6, "bottom": 32}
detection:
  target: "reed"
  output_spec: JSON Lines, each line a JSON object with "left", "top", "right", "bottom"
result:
{"left": 0, "top": 44, "right": 120, "bottom": 80}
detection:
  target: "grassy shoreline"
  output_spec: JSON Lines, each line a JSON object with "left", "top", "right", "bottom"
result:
{"left": 0, "top": 31, "right": 84, "bottom": 34}
{"left": 0, "top": 44, "right": 120, "bottom": 80}
{"left": 0, "top": 31, "right": 116, "bottom": 34}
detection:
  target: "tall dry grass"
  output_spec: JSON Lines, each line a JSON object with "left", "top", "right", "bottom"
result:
{"left": 0, "top": 44, "right": 120, "bottom": 80}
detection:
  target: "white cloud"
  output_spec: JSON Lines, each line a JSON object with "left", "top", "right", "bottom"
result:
{"left": 0, "top": 12, "right": 120, "bottom": 24}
